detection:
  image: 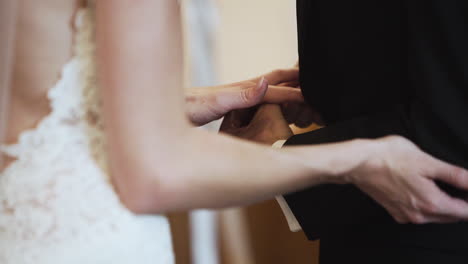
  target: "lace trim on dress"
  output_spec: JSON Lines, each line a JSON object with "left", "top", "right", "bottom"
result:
{"left": 0, "top": 7, "right": 118, "bottom": 240}
{"left": 1, "top": 6, "right": 108, "bottom": 176}
{"left": 0, "top": 4, "right": 174, "bottom": 263}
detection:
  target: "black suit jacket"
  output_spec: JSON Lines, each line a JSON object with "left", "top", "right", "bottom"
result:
{"left": 284, "top": 0, "right": 468, "bottom": 255}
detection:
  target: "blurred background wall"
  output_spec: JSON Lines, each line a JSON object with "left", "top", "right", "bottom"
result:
{"left": 215, "top": 0, "right": 298, "bottom": 81}
{"left": 169, "top": 0, "right": 320, "bottom": 263}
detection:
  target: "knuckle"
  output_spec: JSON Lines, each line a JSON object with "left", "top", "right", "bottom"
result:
{"left": 408, "top": 196, "right": 420, "bottom": 210}
{"left": 239, "top": 89, "right": 251, "bottom": 104}
{"left": 408, "top": 196, "right": 432, "bottom": 215}
{"left": 393, "top": 215, "right": 408, "bottom": 224}
{"left": 383, "top": 135, "right": 410, "bottom": 146}
{"left": 273, "top": 69, "right": 286, "bottom": 77}
{"left": 408, "top": 213, "right": 427, "bottom": 224}
{"left": 382, "top": 135, "right": 401, "bottom": 142}
{"left": 423, "top": 199, "right": 442, "bottom": 214}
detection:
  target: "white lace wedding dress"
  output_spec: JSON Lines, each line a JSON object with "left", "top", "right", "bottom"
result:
{"left": 0, "top": 4, "right": 174, "bottom": 264}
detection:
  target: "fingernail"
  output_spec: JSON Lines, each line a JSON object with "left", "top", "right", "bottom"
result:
{"left": 258, "top": 77, "right": 267, "bottom": 87}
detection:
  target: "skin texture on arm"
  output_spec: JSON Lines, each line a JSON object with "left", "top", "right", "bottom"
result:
{"left": 96, "top": 0, "right": 468, "bottom": 224}
{"left": 185, "top": 70, "right": 305, "bottom": 126}
{"left": 96, "top": 0, "right": 359, "bottom": 213}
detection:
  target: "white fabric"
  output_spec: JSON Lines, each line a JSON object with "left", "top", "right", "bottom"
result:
{"left": 273, "top": 140, "right": 302, "bottom": 232}
{"left": 0, "top": 7, "right": 174, "bottom": 264}
{"left": 184, "top": 1, "right": 221, "bottom": 263}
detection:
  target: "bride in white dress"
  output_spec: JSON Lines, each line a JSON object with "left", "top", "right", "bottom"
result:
{"left": 0, "top": 1, "right": 175, "bottom": 263}
{"left": 1, "top": 1, "right": 468, "bottom": 263}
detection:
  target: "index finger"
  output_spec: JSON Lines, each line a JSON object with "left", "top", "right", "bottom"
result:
{"left": 263, "top": 85, "right": 304, "bottom": 104}
{"left": 252, "top": 69, "right": 299, "bottom": 85}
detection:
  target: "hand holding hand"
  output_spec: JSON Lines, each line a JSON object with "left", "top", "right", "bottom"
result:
{"left": 186, "top": 69, "right": 304, "bottom": 126}
{"left": 248, "top": 68, "right": 323, "bottom": 128}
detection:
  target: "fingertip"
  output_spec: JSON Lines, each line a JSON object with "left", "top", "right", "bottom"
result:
{"left": 258, "top": 76, "right": 268, "bottom": 89}
{"left": 462, "top": 168, "right": 468, "bottom": 180}
{"left": 446, "top": 198, "right": 468, "bottom": 220}
{"left": 453, "top": 167, "right": 468, "bottom": 190}
{"left": 262, "top": 86, "right": 304, "bottom": 104}
{"left": 282, "top": 88, "right": 304, "bottom": 103}
{"left": 254, "top": 77, "right": 268, "bottom": 97}
{"left": 432, "top": 160, "right": 468, "bottom": 188}
{"left": 243, "top": 77, "right": 268, "bottom": 106}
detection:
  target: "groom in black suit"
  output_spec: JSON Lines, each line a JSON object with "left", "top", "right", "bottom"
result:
{"left": 223, "top": 1, "right": 468, "bottom": 263}
{"left": 281, "top": 1, "right": 468, "bottom": 263}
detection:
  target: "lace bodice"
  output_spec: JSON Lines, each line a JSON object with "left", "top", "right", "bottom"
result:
{"left": 2, "top": 7, "right": 107, "bottom": 175}
{"left": 0, "top": 6, "right": 174, "bottom": 264}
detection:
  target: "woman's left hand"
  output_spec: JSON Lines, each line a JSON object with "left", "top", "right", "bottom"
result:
{"left": 185, "top": 69, "right": 304, "bottom": 126}
{"left": 348, "top": 136, "right": 468, "bottom": 224}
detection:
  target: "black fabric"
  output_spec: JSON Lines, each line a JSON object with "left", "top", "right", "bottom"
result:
{"left": 296, "top": 0, "right": 408, "bottom": 124}
{"left": 285, "top": 0, "right": 468, "bottom": 262}
{"left": 319, "top": 226, "right": 468, "bottom": 264}
{"left": 284, "top": 107, "right": 410, "bottom": 240}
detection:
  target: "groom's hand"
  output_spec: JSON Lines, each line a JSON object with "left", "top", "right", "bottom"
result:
{"left": 186, "top": 68, "right": 305, "bottom": 126}
{"left": 220, "top": 104, "right": 293, "bottom": 145}
{"left": 250, "top": 68, "right": 323, "bottom": 128}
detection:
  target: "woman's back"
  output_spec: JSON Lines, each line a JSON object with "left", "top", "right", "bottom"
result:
{"left": 0, "top": 2, "right": 174, "bottom": 263}
{"left": 6, "top": 0, "right": 76, "bottom": 148}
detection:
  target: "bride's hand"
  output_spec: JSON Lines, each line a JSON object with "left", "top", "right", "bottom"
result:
{"left": 185, "top": 69, "right": 305, "bottom": 126}
{"left": 348, "top": 136, "right": 468, "bottom": 224}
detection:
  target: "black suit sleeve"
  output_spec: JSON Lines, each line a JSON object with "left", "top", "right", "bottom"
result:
{"left": 283, "top": 104, "right": 468, "bottom": 241}
{"left": 283, "top": 106, "right": 411, "bottom": 240}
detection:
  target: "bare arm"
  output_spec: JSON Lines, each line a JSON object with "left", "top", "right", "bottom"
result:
{"left": 96, "top": 0, "right": 360, "bottom": 213}
{"left": 185, "top": 69, "right": 304, "bottom": 126}
{"left": 96, "top": 0, "right": 468, "bottom": 225}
